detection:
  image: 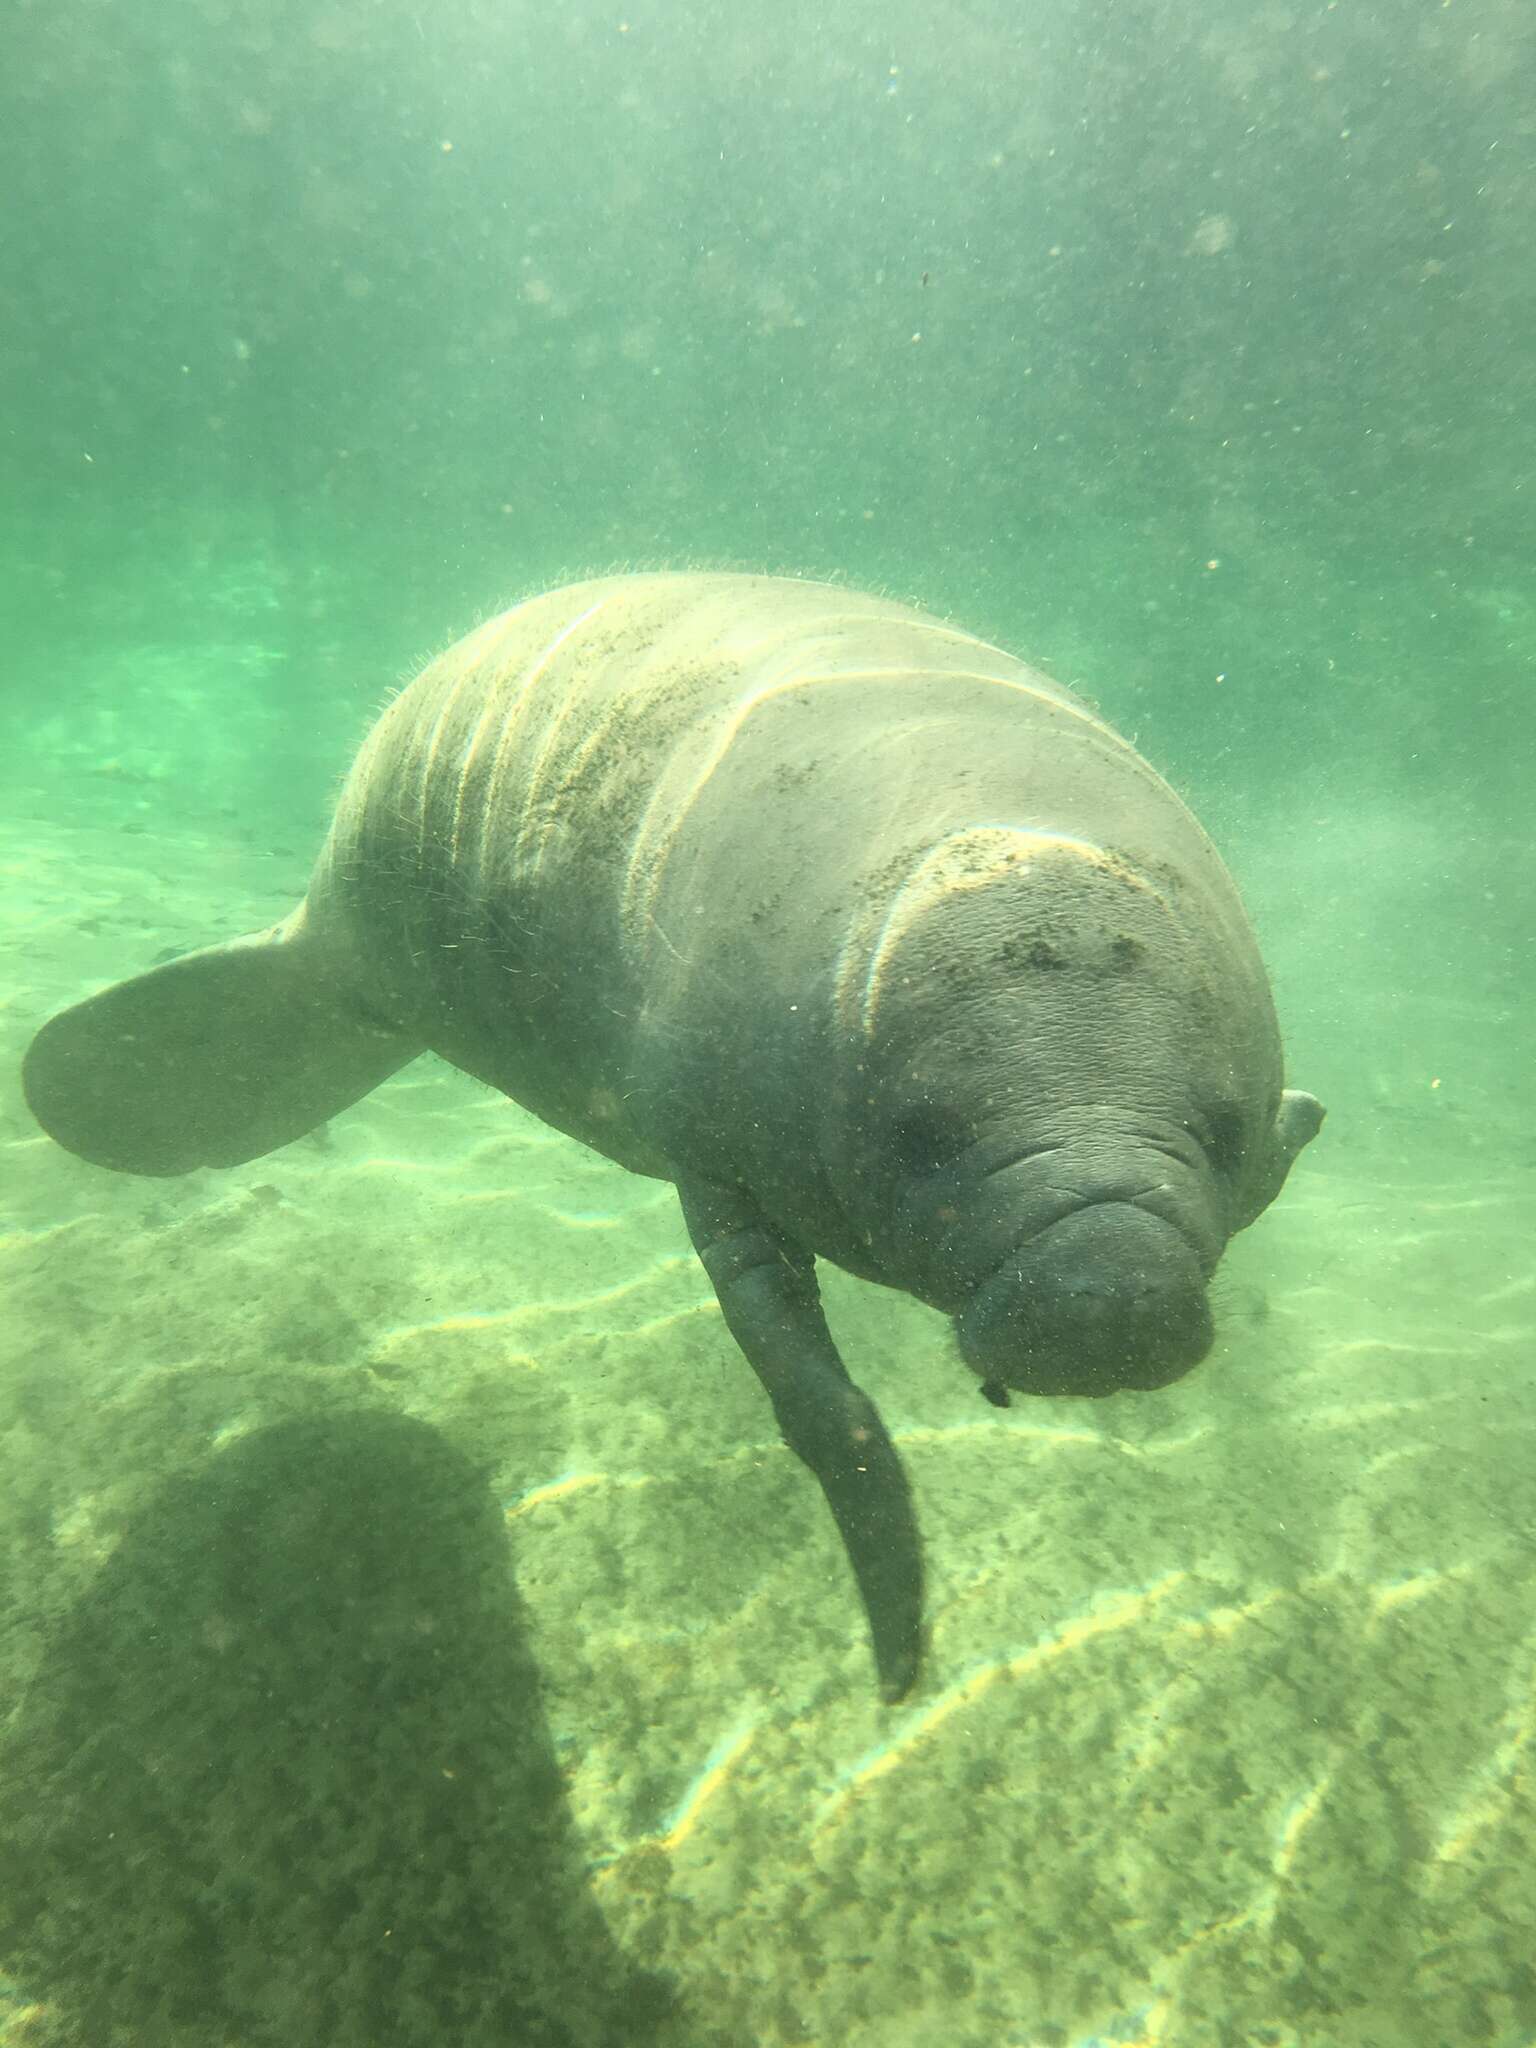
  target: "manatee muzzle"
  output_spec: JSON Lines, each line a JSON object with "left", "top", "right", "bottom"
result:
{"left": 956, "top": 1202, "right": 1214, "bottom": 1397}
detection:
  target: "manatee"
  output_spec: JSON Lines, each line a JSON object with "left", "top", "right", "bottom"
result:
{"left": 24, "top": 573, "right": 1323, "bottom": 1701}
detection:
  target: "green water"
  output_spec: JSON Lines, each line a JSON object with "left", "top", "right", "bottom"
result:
{"left": 2, "top": 3, "right": 1532, "bottom": 2044}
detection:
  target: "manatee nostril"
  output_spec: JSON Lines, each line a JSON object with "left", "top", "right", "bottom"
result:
{"left": 958, "top": 1202, "right": 1215, "bottom": 1396}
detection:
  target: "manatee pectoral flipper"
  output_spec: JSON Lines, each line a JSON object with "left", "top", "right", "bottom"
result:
{"left": 680, "top": 1181, "right": 925, "bottom": 1703}
{"left": 22, "top": 913, "right": 421, "bottom": 1177}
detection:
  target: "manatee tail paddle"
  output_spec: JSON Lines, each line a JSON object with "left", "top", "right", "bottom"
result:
{"left": 23, "top": 915, "right": 421, "bottom": 1177}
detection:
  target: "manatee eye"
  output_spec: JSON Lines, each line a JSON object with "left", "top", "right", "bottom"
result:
{"left": 1204, "top": 1103, "right": 1247, "bottom": 1177}
{"left": 887, "top": 1105, "right": 971, "bottom": 1178}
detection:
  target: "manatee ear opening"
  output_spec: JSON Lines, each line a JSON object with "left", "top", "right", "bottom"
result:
{"left": 1231, "top": 1087, "right": 1326, "bottom": 1231}
{"left": 23, "top": 921, "right": 420, "bottom": 1177}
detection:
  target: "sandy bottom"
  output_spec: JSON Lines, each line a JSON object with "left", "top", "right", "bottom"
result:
{"left": 2, "top": 772, "right": 1533, "bottom": 2047}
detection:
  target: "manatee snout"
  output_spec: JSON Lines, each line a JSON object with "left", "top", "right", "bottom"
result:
{"left": 956, "top": 1203, "right": 1214, "bottom": 1398}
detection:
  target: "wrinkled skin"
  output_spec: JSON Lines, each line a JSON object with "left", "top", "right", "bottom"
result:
{"left": 817, "top": 869, "right": 1324, "bottom": 1403}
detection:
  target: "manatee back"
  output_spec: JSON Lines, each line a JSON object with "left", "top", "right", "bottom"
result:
{"left": 313, "top": 572, "right": 1109, "bottom": 1152}
{"left": 306, "top": 571, "right": 1276, "bottom": 1197}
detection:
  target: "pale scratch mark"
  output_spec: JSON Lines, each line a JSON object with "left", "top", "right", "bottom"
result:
{"left": 849, "top": 827, "right": 1167, "bottom": 1039}
{"left": 791, "top": 660, "right": 1113, "bottom": 731}
{"left": 415, "top": 658, "right": 492, "bottom": 863}
{"left": 411, "top": 607, "right": 537, "bottom": 859}
{"left": 513, "top": 618, "right": 642, "bottom": 874}
{"left": 618, "top": 669, "right": 844, "bottom": 931}
{"left": 448, "top": 681, "right": 521, "bottom": 870}
{"left": 517, "top": 691, "right": 639, "bottom": 880}
{"left": 474, "top": 595, "right": 611, "bottom": 877}
{"left": 715, "top": 605, "right": 946, "bottom": 661}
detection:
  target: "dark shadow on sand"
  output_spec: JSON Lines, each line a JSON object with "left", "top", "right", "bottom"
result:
{"left": 0, "top": 1409, "right": 685, "bottom": 2047}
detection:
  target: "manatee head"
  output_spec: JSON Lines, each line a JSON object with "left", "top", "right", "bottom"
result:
{"left": 922, "top": 1093, "right": 1323, "bottom": 1399}
{"left": 829, "top": 834, "right": 1324, "bottom": 1401}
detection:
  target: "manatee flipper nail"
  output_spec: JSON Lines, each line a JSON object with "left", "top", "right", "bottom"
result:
{"left": 680, "top": 1181, "right": 924, "bottom": 1703}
